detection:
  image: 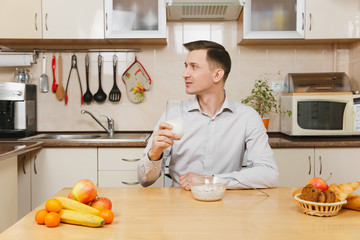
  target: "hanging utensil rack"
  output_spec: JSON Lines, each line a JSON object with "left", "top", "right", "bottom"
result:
{"left": 0, "top": 48, "right": 141, "bottom": 63}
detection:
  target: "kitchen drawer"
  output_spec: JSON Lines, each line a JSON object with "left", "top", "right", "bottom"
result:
{"left": 98, "top": 170, "right": 164, "bottom": 187}
{"left": 98, "top": 148, "right": 144, "bottom": 171}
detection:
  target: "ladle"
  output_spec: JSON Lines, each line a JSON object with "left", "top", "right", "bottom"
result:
{"left": 93, "top": 54, "right": 107, "bottom": 103}
{"left": 83, "top": 54, "right": 93, "bottom": 103}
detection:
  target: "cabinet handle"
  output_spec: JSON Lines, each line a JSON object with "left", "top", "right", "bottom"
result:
{"left": 106, "top": 13, "right": 108, "bottom": 31}
{"left": 33, "top": 155, "right": 38, "bottom": 174}
{"left": 121, "top": 181, "right": 139, "bottom": 185}
{"left": 45, "top": 13, "right": 48, "bottom": 31}
{"left": 122, "top": 158, "right": 140, "bottom": 162}
{"left": 22, "top": 156, "right": 27, "bottom": 174}
{"left": 309, "top": 13, "right": 312, "bottom": 31}
{"left": 302, "top": 12, "right": 304, "bottom": 30}
{"left": 308, "top": 156, "right": 311, "bottom": 175}
{"left": 34, "top": 13, "right": 38, "bottom": 31}
{"left": 319, "top": 156, "right": 322, "bottom": 175}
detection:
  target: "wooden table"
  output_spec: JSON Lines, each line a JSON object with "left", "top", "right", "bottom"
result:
{"left": 1, "top": 187, "right": 359, "bottom": 240}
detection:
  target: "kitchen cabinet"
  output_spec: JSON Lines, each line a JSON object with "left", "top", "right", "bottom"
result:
{"left": 17, "top": 148, "right": 97, "bottom": 217}
{"left": 305, "top": 0, "right": 360, "bottom": 39}
{"left": 42, "top": 0, "right": 104, "bottom": 39}
{"left": 104, "top": 0, "right": 166, "bottom": 39}
{"left": 0, "top": 0, "right": 42, "bottom": 38}
{"left": 242, "top": 0, "right": 305, "bottom": 39}
{"left": 274, "top": 148, "right": 360, "bottom": 194}
{"left": 98, "top": 148, "right": 164, "bottom": 187}
{"left": 0, "top": 156, "right": 18, "bottom": 233}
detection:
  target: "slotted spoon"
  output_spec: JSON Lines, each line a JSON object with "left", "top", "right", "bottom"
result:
{"left": 109, "top": 55, "right": 121, "bottom": 102}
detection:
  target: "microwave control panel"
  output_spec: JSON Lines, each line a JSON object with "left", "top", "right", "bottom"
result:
{"left": 353, "top": 98, "right": 360, "bottom": 132}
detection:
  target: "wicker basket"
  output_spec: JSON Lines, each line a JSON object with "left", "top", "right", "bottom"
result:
{"left": 294, "top": 193, "right": 347, "bottom": 217}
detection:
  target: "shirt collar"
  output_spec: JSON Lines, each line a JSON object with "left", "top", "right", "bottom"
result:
{"left": 185, "top": 91, "right": 236, "bottom": 114}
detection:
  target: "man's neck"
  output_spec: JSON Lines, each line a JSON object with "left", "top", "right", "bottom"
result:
{"left": 197, "top": 89, "right": 225, "bottom": 118}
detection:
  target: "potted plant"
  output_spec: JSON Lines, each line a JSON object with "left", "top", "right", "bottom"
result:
{"left": 241, "top": 73, "right": 291, "bottom": 131}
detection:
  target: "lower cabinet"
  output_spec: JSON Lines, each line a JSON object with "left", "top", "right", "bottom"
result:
{"left": 98, "top": 148, "right": 164, "bottom": 187}
{"left": 0, "top": 156, "right": 18, "bottom": 233}
{"left": 274, "top": 148, "right": 360, "bottom": 194}
{"left": 17, "top": 148, "right": 97, "bottom": 218}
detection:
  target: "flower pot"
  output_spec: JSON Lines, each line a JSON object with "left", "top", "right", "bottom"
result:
{"left": 262, "top": 118, "right": 269, "bottom": 131}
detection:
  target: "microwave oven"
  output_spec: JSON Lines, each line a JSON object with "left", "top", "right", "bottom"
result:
{"left": 280, "top": 93, "right": 360, "bottom": 136}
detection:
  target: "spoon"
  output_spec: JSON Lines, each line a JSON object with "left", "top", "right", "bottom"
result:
{"left": 56, "top": 55, "right": 65, "bottom": 101}
{"left": 83, "top": 54, "right": 93, "bottom": 103}
{"left": 93, "top": 54, "right": 107, "bottom": 103}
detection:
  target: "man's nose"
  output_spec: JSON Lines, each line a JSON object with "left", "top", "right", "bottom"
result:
{"left": 182, "top": 68, "right": 190, "bottom": 78}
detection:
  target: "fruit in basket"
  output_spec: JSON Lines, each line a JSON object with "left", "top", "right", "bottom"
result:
{"left": 59, "top": 209, "right": 105, "bottom": 227}
{"left": 307, "top": 177, "right": 329, "bottom": 191}
{"left": 55, "top": 196, "right": 100, "bottom": 215}
{"left": 71, "top": 179, "right": 97, "bottom": 204}
{"left": 67, "top": 192, "right": 74, "bottom": 199}
{"left": 91, "top": 197, "right": 112, "bottom": 211}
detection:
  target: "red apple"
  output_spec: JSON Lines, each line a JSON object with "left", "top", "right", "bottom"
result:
{"left": 91, "top": 197, "right": 112, "bottom": 211}
{"left": 71, "top": 179, "right": 97, "bottom": 204}
{"left": 307, "top": 177, "right": 329, "bottom": 191}
{"left": 67, "top": 192, "right": 74, "bottom": 199}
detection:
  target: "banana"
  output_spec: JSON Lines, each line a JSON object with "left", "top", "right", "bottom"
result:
{"left": 55, "top": 196, "right": 99, "bottom": 215}
{"left": 59, "top": 209, "right": 105, "bottom": 227}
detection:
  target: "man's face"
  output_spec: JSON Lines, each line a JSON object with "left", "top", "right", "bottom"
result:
{"left": 182, "top": 49, "right": 215, "bottom": 95}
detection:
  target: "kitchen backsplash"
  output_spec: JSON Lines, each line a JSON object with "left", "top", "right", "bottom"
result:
{"left": 0, "top": 22, "right": 357, "bottom": 132}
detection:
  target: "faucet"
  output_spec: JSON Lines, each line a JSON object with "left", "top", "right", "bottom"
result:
{"left": 81, "top": 110, "right": 114, "bottom": 137}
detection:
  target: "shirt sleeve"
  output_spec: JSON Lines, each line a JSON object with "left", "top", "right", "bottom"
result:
{"left": 137, "top": 113, "right": 169, "bottom": 187}
{"left": 215, "top": 110, "right": 279, "bottom": 189}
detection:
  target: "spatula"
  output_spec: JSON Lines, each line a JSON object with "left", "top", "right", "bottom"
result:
{"left": 109, "top": 55, "right": 121, "bottom": 102}
{"left": 39, "top": 54, "right": 49, "bottom": 93}
{"left": 56, "top": 55, "right": 65, "bottom": 101}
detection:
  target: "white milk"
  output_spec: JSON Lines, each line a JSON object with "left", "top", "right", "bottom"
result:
{"left": 167, "top": 120, "right": 184, "bottom": 139}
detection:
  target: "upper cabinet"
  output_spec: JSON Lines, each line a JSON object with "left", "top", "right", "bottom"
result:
{"left": 42, "top": 0, "right": 104, "bottom": 39}
{"left": 104, "top": 0, "right": 166, "bottom": 39}
{"left": 240, "top": 0, "right": 360, "bottom": 43}
{"left": 242, "top": 0, "right": 305, "bottom": 39}
{"left": 0, "top": 0, "right": 42, "bottom": 39}
{"left": 305, "top": 0, "right": 360, "bottom": 39}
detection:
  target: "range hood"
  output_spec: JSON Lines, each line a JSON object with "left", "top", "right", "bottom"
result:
{"left": 166, "top": 0, "right": 244, "bottom": 20}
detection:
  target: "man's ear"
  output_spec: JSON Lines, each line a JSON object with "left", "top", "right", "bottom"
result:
{"left": 213, "top": 68, "right": 224, "bottom": 83}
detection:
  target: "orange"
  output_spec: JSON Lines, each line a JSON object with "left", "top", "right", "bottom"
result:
{"left": 35, "top": 209, "right": 48, "bottom": 225}
{"left": 44, "top": 212, "right": 60, "bottom": 227}
{"left": 98, "top": 209, "right": 114, "bottom": 224}
{"left": 45, "top": 198, "right": 62, "bottom": 213}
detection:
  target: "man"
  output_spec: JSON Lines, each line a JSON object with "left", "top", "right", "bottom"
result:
{"left": 138, "top": 40, "right": 278, "bottom": 190}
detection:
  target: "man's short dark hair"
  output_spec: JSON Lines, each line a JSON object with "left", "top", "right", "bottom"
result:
{"left": 183, "top": 40, "right": 231, "bottom": 82}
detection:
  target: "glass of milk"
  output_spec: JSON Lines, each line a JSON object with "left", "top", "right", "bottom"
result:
{"left": 165, "top": 100, "right": 184, "bottom": 139}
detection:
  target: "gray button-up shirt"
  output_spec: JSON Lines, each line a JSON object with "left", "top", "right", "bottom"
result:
{"left": 138, "top": 95, "right": 278, "bottom": 189}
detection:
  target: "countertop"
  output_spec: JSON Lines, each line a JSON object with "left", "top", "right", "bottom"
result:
{"left": 1, "top": 133, "right": 360, "bottom": 161}
{"left": 0, "top": 141, "right": 43, "bottom": 162}
{"left": 0, "top": 187, "right": 359, "bottom": 239}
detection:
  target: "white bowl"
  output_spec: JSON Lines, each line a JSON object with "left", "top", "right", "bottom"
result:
{"left": 186, "top": 176, "right": 230, "bottom": 201}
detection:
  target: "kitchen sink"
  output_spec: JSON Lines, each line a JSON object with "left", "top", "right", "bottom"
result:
{"left": 20, "top": 133, "right": 151, "bottom": 143}
{"left": 35, "top": 134, "right": 101, "bottom": 140}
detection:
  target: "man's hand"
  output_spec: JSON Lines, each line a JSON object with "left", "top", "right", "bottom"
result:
{"left": 179, "top": 172, "right": 203, "bottom": 191}
{"left": 148, "top": 122, "right": 179, "bottom": 161}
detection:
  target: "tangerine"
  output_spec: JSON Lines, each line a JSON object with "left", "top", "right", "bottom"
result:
{"left": 98, "top": 209, "right": 114, "bottom": 224}
{"left": 35, "top": 209, "right": 48, "bottom": 225}
{"left": 45, "top": 198, "right": 62, "bottom": 213}
{"left": 44, "top": 212, "right": 60, "bottom": 227}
